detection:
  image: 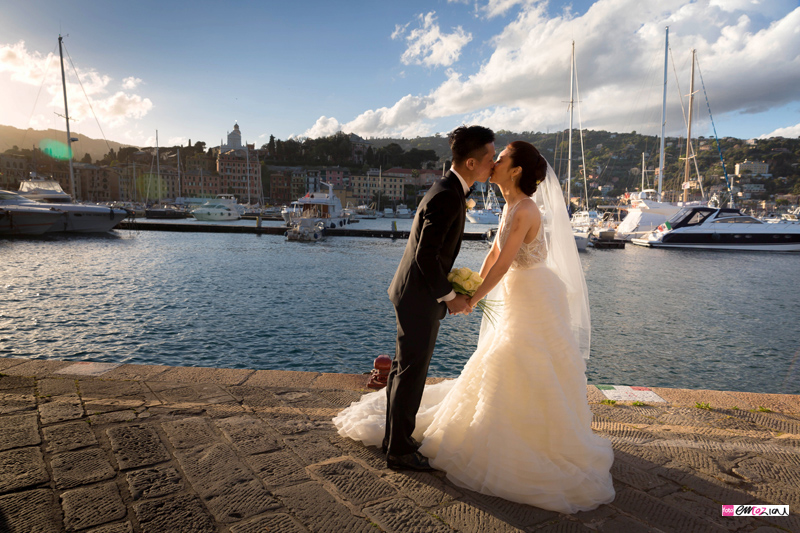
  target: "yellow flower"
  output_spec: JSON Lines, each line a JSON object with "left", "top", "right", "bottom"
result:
{"left": 466, "top": 199, "right": 477, "bottom": 209}
{"left": 462, "top": 278, "right": 479, "bottom": 292}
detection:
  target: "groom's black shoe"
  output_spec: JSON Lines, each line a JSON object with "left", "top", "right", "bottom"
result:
{"left": 382, "top": 437, "right": 422, "bottom": 455}
{"left": 387, "top": 451, "right": 435, "bottom": 472}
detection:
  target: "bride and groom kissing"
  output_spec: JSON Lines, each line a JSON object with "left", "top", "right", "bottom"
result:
{"left": 334, "top": 126, "right": 615, "bottom": 514}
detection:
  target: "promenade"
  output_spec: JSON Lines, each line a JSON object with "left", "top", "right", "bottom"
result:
{"left": 0, "top": 356, "right": 797, "bottom": 532}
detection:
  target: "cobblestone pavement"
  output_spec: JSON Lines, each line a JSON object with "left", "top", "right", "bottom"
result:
{"left": 0, "top": 357, "right": 798, "bottom": 532}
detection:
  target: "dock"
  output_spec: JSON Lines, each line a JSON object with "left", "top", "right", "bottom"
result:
{"left": 115, "top": 220, "right": 496, "bottom": 240}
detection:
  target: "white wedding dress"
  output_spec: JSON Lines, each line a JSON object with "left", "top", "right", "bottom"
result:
{"left": 334, "top": 200, "right": 615, "bottom": 514}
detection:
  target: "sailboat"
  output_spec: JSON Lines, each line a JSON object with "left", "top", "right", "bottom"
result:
{"left": 615, "top": 28, "right": 684, "bottom": 241}
{"left": 6, "top": 35, "right": 129, "bottom": 233}
{"left": 563, "top": 42, "right": 590, "bottom": 252}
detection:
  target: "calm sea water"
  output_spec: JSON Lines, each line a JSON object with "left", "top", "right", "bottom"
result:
{"left": 1, "top": 219, "right": 798, "bottom": 394}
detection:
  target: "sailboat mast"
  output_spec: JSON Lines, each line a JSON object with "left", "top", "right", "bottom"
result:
{"left": 683, "top": 49, "right": 696, "bottom": 204}
{"left": 642, "top": 152, "right": 646, "bottom": 191}
{"left": 658, "top": 27, "right": 668, "bottom": 201}
{"left": 567, "top": 40, "right": 574, "bottom": 210}
{"left": 58, "top": 35, "right": 77, "bottom": 201}
{"left": 177, "top": 147, "right": 181, "bottom": 200}
{"left": 156, "top": 131, "right": 161, "bottom": 204}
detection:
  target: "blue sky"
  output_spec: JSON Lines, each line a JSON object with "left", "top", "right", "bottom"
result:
{"left": 2, "top": 0, "right": 799, "bottom": 149}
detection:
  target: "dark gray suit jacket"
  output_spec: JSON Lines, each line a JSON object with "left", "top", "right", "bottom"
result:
{"left": 388, "top": 171, "right": 466, "bottom": 314}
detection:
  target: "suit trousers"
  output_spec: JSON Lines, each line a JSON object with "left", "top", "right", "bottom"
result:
{"left": 383, "top": 300, "right": 445, "bottom": 456}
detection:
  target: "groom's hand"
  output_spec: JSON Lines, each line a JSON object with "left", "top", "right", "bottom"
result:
{"left": 446, "top": 294, "right": 472, "bottom": 316}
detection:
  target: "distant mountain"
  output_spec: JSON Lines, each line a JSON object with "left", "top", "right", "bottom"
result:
{"left": 0, "top": 124, "right": 133, "bottom": 162}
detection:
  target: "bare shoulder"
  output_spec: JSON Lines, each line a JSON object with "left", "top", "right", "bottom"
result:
{"left": 515, "top": 199, "right": 541, "bottom": 223}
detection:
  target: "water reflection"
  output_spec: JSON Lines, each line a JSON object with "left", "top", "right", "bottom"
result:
{"left": 1, "top": 230, "right": 798, "bottom": 394}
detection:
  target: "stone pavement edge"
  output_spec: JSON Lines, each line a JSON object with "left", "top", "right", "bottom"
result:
{"left": 0, "top": 356, "right": 798, "bottom": 532}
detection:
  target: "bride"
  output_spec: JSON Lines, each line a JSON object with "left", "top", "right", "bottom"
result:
{"left": 334, "top": 141, "right": 615, "bottom": 514}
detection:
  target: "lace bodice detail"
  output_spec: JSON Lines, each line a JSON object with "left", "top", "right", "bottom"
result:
{"left": 498, "top": 200, "right": 547, "bottom": 268}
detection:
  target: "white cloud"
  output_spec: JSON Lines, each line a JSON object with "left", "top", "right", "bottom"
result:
{"left": 759, "top": 123, "right": 800, "bottom": 139}
{"left": 302, "top": 116, "right": 343, "bottom": 138}
{"left": 393, "top": 12, "right": 472, "bottom": 68}
{"left": 306, "top": 1, "right": 800, "bottom": 140}
{"left": 122, "top": 77, "right": 142, "bottom": 89}
{"left": 482, "top": 0, "right": 529, "bottom": 18}
{"left": 0, "top": 40, "right": 153, "bottom": 132}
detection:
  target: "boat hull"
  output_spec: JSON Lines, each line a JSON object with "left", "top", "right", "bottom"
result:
{"left": 0, "top": 207, "right": 63, "bottom": 235}
{"left": 466, "top": 210, "right": 500, "bottom": 224}
{"left": 47, "top": 206, "right": 129, "bottom": 233}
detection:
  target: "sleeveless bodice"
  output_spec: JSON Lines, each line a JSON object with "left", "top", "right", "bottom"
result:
{"left": 498, "top": 199, "right": 547, "bottom": 268}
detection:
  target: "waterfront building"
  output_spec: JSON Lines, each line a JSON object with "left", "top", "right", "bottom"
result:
{"left": 267, "top": 170, "right": 292, "bottom": 205}
{"left": 735, "top": 160, "right": 769, "bottom": 177}
{"left": 72, "top": 163, "right": 121, "bottom": 203}
{"left": 0, "top": 154, "right": 27, "bottom": 189}
{"left": 349, "top": 169, "right": 404, "bottom": 203}
{"left": 291, "top": 169, "right": 308, "bottom": 199}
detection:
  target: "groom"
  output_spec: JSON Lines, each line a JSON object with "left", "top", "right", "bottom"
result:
{"left": 384, "top": 125, "right": 496, "bottom": 471}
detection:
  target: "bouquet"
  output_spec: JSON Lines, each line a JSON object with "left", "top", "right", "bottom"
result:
{"left": 447, "top": 267, "right": 500, "bottom": 325}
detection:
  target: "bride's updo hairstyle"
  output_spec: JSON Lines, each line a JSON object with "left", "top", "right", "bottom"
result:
{"left": 508, "top": 141, "right": 547, "bottom": 196}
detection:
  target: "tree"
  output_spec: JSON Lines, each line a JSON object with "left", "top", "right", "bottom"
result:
{"left": 268, "top": 135, "right": 276, "bottom": 157}
{"left": 193, "top": 141, "right": 206, "bottom": 153}
{"left": 81, "top": 153, "right": 92, "bottom": 164}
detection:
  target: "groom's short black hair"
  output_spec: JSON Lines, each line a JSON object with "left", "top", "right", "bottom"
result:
{"left": 449, "top": 126, "right": 495, "bottom": 165}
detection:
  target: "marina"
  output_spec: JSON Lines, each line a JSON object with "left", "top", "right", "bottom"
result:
{"left": 1, "top": 226, "right": 798, "bottom": 395}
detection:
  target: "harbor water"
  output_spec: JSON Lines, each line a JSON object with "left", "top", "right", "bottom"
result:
{"left": 1, "top": 218, "right": 798, "bottom": 395}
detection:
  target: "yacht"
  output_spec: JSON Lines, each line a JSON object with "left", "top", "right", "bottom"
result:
{"left": 631, "top": 207, "right": 800, "bottom": 251}
{"left": 192, "top": 195, "right": 243, "bottom": 221}
{"left": 281, "top": 202, "right": 302, "bottom": 223}
{"left": 0, "top": 190, "right": 128, "bottom": 233}
{"left": 615, "top": 190, "right": 681, "bottom": 241}
{"left": 286, "top": 182, "right": 352, "bottom": 229}
{"left": 0, "top": 204, "right": 64, "bottom": 235}
{"left": 18, "top": 173, "right": 73, "bottom": 203}
{"left": 571, "top": 210, "right": 601, "bottom": 231}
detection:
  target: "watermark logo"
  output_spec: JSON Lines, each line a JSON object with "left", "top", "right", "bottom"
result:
{"left": 722, "top": 505, "right": 789, "bottom": 517}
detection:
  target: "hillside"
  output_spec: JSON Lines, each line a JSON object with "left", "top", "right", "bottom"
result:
{"left": 0, "top": 125, "right": 132, "bottom": 162}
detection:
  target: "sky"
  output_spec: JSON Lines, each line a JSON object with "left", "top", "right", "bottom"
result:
{"left": 2, "top": 0, "right": 799, "bottom": 150}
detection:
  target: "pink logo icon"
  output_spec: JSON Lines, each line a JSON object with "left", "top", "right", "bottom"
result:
{"left": 722, "top": 505, "right": 734, "bottom": 516}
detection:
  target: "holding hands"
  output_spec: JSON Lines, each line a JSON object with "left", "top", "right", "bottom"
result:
{"left": 446, "top": 293, "right": 472, "bottom": 315}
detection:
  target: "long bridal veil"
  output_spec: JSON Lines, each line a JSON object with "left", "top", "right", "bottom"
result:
{"left": 478, "top": 162, "right": 591, "bottom": 360}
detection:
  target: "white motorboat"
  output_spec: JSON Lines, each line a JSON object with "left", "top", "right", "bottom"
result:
{"left": 573, "top": 230, "right": 590, "bottom": 251}
{"left": 632, "top": 207, "right": 800, "bottom": 251}
{"left": 466, "top": 186, "right": 501, "bottom": 224}
{"left": 0, "top": 204, "right": 64, "bottom": 235}
{"left": 287, "top": 182, "right": 352, "bottom": 229}
{"left": 394, "top": 204, "right": 413, "bottom": 219}
{"left": 18, "top": 173, "right": 73, "bottom": 203}
{"left": 0, "top": 190, "right": 128, "bottom": 233}
{"left": 355, "top": 204, "right": 377, "bottom": 219}
{"left": 286, "top": 218, "right": 326, "bottom": 242}
{"left": 193, "top": 195, "right": 243, "bottom": 221}
{"left": 382, "top": 207, "right": 394, "bottom": 218}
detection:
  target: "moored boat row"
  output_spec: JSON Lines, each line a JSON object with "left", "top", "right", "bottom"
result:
{"left": 0, "top": 190, "right": 129, "bottom": 235}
